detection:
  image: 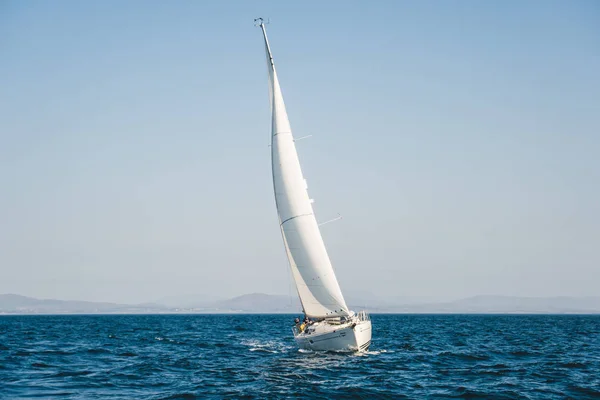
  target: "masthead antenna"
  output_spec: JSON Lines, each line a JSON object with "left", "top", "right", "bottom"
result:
{"left": 254, "top": 17, "right": 270, "bottom": 27}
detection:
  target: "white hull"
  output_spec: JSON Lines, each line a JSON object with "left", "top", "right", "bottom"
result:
{"left": 293, "top": 313, "right": 372, "bottom": 352}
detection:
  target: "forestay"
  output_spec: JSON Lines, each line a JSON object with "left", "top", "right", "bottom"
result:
{"left": 259, "top": 23, "right": 349, "bottom": 319}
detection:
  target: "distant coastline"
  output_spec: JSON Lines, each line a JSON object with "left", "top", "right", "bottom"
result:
{"left": 1, "top": 293, "right": 599, "bottom": 315}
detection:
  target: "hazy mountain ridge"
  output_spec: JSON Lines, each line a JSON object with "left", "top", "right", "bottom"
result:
{"left": 0, "top": 294, "right": 171, "bottom": 314}
{"left": 373, "top": 295, "right": 600, "bottom": 314}
{"left": 1, "top": 293, "right": 599, "bottom": 314}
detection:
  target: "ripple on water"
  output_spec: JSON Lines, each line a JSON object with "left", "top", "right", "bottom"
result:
{"left": 118, "top": 352, "right": 138, "bottom": 357}
{"left": 51, "top": 370, "right": 93, "bottom": 378}
{"left": 0, "top": 314, "right": 598, "bottom": 399}
{"left": 87, "top": 348, "right": 111, "bottom": 355}
{"left": 31, "top": 362, "right": 53, "bottom": 368}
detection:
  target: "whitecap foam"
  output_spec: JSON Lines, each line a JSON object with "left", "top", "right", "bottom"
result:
{"left": 241, "top": 339, "right": 292, "bottom": 353}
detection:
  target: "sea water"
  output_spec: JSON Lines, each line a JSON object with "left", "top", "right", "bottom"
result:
{"left": 1, "top": 314, "right": 598, "bottom": 399}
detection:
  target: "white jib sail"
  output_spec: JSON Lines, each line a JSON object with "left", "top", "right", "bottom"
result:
{"left": 259, "top": 23, "right": 350, "bottom": 319}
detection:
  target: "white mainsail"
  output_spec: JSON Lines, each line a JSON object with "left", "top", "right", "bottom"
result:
{"left": 259, "top": 22, "right": 350, "bottom": 319}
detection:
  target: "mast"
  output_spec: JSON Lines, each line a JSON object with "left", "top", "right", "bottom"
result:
{"left": 257, "top": 19, "right": 274, "bottom": 69}
{"left": 256, "top": 19, "right": 350, "bottom": 318}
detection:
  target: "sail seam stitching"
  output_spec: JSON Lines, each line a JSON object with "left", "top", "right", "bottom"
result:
{"left": 280, "top": 213, "right": 313, "bottom": 226}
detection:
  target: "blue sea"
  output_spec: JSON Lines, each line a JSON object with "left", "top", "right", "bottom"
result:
{"left": 1, "top": 314, "right": 599, "bottom": 399}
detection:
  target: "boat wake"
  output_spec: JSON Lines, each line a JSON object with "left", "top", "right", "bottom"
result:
{"left": 360, "top": 349, "right": 392, "bottom": 356}
{"left": 297, "top": 347, "right": 387, "bottom": 356}
{"left": 241, "top": 339, "right": 292, "bottom": 354}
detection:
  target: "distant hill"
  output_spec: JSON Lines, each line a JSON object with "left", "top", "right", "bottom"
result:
{"left": 1, "top": 293, "right": 599, "bottom": 314}
{"left": 374, "top": 295, "right": 600, "bottom": 314}
{"left": 452, "top": 295, "right": 600, "bottom": 314}
{"left": 155, "top": 294, "right": 223, "bottom": 308}
{"left": 211, "top": 293, "right": 300, "bottom": 313}
{"left": 0, "top": 294, "right": 167, "bottom": 314}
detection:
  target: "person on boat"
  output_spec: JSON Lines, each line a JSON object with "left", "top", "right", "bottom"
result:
{"left": 294, "top": 317, "right": 306, "bottom": 333}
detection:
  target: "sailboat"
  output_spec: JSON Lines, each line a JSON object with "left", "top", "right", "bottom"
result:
{"left": 256, "top": 18, "right": 372, "bottom": 352}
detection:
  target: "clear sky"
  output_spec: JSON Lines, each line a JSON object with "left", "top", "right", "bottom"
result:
{"left": 1, "top": 1, "right": 598, "bottom": 304}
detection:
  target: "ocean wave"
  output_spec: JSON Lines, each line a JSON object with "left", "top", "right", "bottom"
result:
{"left": 0, "top": 314, "right": 597, "bottom": 398}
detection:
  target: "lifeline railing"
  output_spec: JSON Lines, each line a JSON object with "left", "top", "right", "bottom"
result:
{"left": 356, "top": 310, "right": 370, "bottom": 321}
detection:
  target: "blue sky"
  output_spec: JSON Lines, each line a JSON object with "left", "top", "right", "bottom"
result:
{"left": 1, "top": 1, "right": 598, "bottom": 303}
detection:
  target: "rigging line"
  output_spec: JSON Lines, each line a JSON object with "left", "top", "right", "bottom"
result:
{"left": 318, "top": 214, "right": 342, "bottom": 226}
{"left": 294, "top": 135, "right": 312, "bottom": 142}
